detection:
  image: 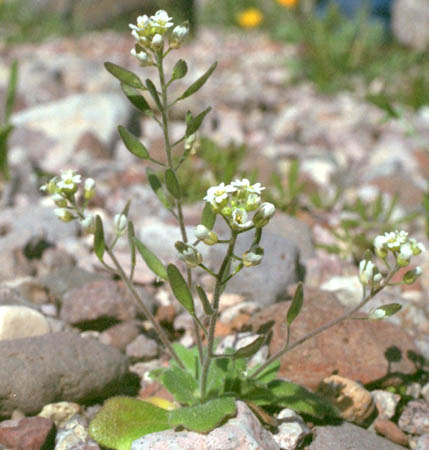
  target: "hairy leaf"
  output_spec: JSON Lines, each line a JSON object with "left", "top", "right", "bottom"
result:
{"left": 167, "top": 264, "right": 195, "bottom": 314}
{"left": 104, "top": 62, "right": 144, "bottom": 89}
{"left": 118, "top": 126, "right": 150, "bottom": 159}
{"left": 179, "top": 62, "right": 217, "bottom": 100}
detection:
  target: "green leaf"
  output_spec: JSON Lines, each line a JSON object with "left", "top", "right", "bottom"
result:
{"left": 268, "top": 380, "right": 338, "bottom": 418}
{"left": 94, "top": 215, "right": 105, "bottom": 261}
{"left": 133, "top": 237, "right": 167, "bottom": 281}
{"left": 145, "top": 79, "right": 162, "bottom": 110}
{"left": 167, "top": 264, "right": 195, "bottom": 314}
{"left": 120, "top": 199, "right": 132, "bottom": 218}
{"left": 120, "top": 83, "right": 151, "bottom": 113}
{"left": 165, "top": 168, "right": 181, "bottom": 199}
{"left": 127, "top": 221, "right": 136, "bottom": 277}
{"left": 232, "top": 336, "right": 265, "bottom": 360}
{"left": 104, "top": 62, "right": 144, "bottom": 89}
{"left": 146, "top": 167, "right": 171, "bottom": 209}
{"left": 201, "top": 202, "right": 216, "bottom": 230}
{"left": 185, "top": 107, "right": 211, "bottom": 137}
{"left": 179, "top": 62, "right": 217, "bottom": 100}
{"left": 5, "top": 60, "right": 18, "bottom": 123}
{"left": 88, "top": 396, "right": 170, "bottom": 450}
{"left": 0, "top": 124, "right": 14, "bottom": 180}
{"left": 172, "top": 59, "right": 188, "bottom": 81}
{"left": 118, "top": 126, "right": 150, "bottom": 160}
{"left": 168, "top": 397, "right": 236, "bottom": 433}
{"left": 171, "top": 342, "right": 200, "bottom": 376}
{"left": 196, "top": 284, "right": 213, "bottom": 315}
{"left": 161, "top": 366, "right": 199, "bottom": 405}
{"left": 249, "top": 360, "right": 280, "bottom": 384}
{"left": 287, "top": 282, "right": 304, "bottom": 326}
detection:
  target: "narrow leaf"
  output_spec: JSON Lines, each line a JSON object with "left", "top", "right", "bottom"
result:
{"left": 120, "top": 83, "right": 151, "bottom": 113}
{"left": 5, "top": 60, "right": 18, "bottom": 123}
{"left": 88, "top": 397, "right": 169, "bottom": 450}
{"left": 165, "top": 169, "right": 181, "bottom": 199}
{"left": 104, "top": 62, "right": 144, "bottom": 89}
{"left": 168, "top": 397, "right": 236, "bottom": 433}
{"left": 146, "top": 167, "right": 171, "bottom": 209}
{"left": 172, "top": 59, "right": 188, "bottom": 81}
{"left": 196, "top": 285, "right": 213, "bottom": 315}
{"left": 167, "top": 264, "right": 195, "bottom": 314}
{"left": 233, "top": 335, "right": 265, "bottom": 359}
{"left": 120, "top": 200, "right": 132, "bottom": 218}
{"left": 133, "top": 237, "right": 167, "bottom": 281}
{"left": 145, "top": 79, "right": 162, "bottom": 110}
{"left": 179, "top": 62, "right": 217, "bottom": 100}
{"left": 201, "top": 202, "right": 216, "bottom": 230}
{"left": 94, "top": 215, "right": 105, "bottom": 261}
{"left": 249, "top": 360, "right": 280, "bottom": 383}
{"left": 161, "top": 366, "right": 199, "bottom": 405}
{"left": 118, "top": 126, "right": 150, "bottom": 160}
{"left": 185, "top": 107, "right": 211, "bottom": 137}
{"left": 0, "top": 124, "right": 14, "bottom": 180}
{"left": 287, "top": 282, "right": 304, "bottom": 326}
{"left": 127, "top": 221, "right": 136, "bottom": 279}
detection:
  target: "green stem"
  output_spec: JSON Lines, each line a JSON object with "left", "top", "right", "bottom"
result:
{"left": 156, "top": 52, "right": 204, "bottom": 364}
{"left": 200, "top": 231, "right": 238, "bottom": 399}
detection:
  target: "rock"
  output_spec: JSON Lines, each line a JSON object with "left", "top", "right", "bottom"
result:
{"left": 415, "top": 434, "right": 429, "bottom": 450}
{"left": 0, "top": 305, "right": 50, "bottom": 340}
{"left": 131, "top": 401, "right": 280, "bottom": 450}
{"left": 99, "top": 320, "right": 141, "bottom": 350}
{"left": 398, "top": 400, "right": 429, "bottom": 435}
{"left": 55, "top": 414, "right": 100, "bottom": 450}
{"left": 372, "top": 390, "right": 401, "bottom": 420}
{"left": 273, "top": 408, "right": 311, "bottom": 450}
{"left": 320, "top": 276, "right": 363, "bottom": 307}
{"left": 60, "top": 279, "right": 137, "bottom": 327}
{"left": 392, "top": 0, "right": 429, "bottom": 50}
{"left": 249, "top": 288, "right": 419, "bottom": 390}
{"left": 374, "top": 418, "right": 409, "bottom": 447}
{"left": 209, "top": 229, "right": 300, "bottom": 305}
{"left": 0, "top": 332, "right": 129, "bottom": 418}
{"left": 422, "top": 382, "right": 429, "bottom": 403}
{"left": 317, "top": 375, "right": 375, "bottom": 425}
{"left": 0, "top": 286, "right": 40, "bottom": 309}
{"left": 38, "top": 401, "right": 81, "bottom": 428}
{"left": 406, "top": 382, "right": 422, "bottom": 399}
{"left": 12, "top": 92, "right": 132, "bottom": 171}
{"left": 126, "top": 334, "right": 159, "bottom": 362}
{"left": 0, "top": 416, "right": 56, "bottom": 450}
{"left": 0, "top": 248, "right": 35, "bottom": 282}
{"left": 309, "top": 422, "right": 406, "bottom": 450}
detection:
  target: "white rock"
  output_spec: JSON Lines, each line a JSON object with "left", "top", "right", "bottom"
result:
{"left": 0, "top": 305, "right": 50, "bottom": 340}
{"left": 321, "top": 276, "right": 363, "bottom": 307}
{"left": 274, "top": 408, "right": 311, "bottom": 450}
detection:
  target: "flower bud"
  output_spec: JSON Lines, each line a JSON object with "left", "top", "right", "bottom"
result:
{"left": 113, "top": 214, "right": 128, "bottom": 235}
{"left": 54, "top": 208, "right": 74, "bottom": 223}
{"left": 80, "top": 213, "right": 96, "bottom": 234}
{"left": 131, "top": 47, "right": 152, "bottom": 66}
{"left": 242, "top": 247, "right": 264, "bottom": 267}
{"left": 40, "top": 178, "right": 58, "bottom": 195}
{"left": 359, "top": 259, "right": 381, "bottom": 286}
{"left": 175, "top": 241, "right": 202, "bottom": 268}
{"left": 52, "top": 193, "right": 67, "bottom": 208}
{"left": 397, "top": 243, "right": 413, "bottom": 267}
{"left": 245, "top": 193, "right": 261, "bottom": 211}
{"left": 253, "top": 202, "right": 275, "bottom": 228}
{"left": 194, "top": 224, "right": 218, "bottom": 245}
{"left": 402, "top": 266, "right": 422, "bottom": 284}
{"left": 170, "top": 23, "right": 189, "bottom": 49}
{"left": 151, "top": 33, "right": 164, "bottom": 50}
{"left": 84, "top": 178, "right": 96, "bottom": 200}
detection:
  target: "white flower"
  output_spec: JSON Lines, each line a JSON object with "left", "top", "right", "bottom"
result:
{"left": 409, "top": 238, "right": 426, "bottom": 255}
{"left": 248, "top": 182, "right": 265, "bottom": 195}
{"left": 204, "top": 182, "right": 236, "bottom": 205}
{"left": 231, "top": 178, "right": 265, "bottom": 195}
{"left": 151, "top": 33, "right": 164, "bottom": 49}
{"left": 374, "top": 234, "right": 388, "bottom": 258}
{"left": 56, "top": 170, "right": 81, "bottom": 194}
{"left": 397, "top": 243, "right": 413, "bottom": 267}
{"left": 170, "top": 23, "right": 189, "bottom": 48}
{"left": 150, "top": 10, "right": 174, "bottom": 30}
{"left": 245, "top": 193, "right": 261, "bottom": 211}
{"left": 176, "top": 242, "right": 202, "bottom": 268}
{"left": 253, "top": 202, "right": 275, "bottom": 228}
{"left": 113, "top": 214, "right": 128, "bottom": 235}
{"left": 54, "top": 208, "right": 73, "bottom": 222}
{"left": 129, "top": 14, "right": 150, "bottom": 31}
{"left": 231, "top": 208, "right": 252, "bottom": 230}
{"left": 359, "top": 259, "right": 379, "bottom": 285}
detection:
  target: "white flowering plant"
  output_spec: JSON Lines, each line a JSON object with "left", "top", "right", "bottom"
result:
{"left": 40, "top": 11, "right": 425, "bottom": 450}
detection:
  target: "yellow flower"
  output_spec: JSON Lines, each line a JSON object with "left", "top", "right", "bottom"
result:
{"left": 236, "top": 8, "right": 263, "bottom": 28}
{"left": 277, "top": 0, "right": 298, "bottom": 8}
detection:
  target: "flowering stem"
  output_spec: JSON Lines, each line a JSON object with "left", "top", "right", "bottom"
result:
{"left": 250, "top": 269, "right": 397, "bottom": 379}
{"left": 200, "top": 231, "right": 238, "bottom": 399}
{"left": 156, "top": 52, "right": 204, "bottom": 364}
{"left": 105, "top": 245, "right": 185, "bottom": 369}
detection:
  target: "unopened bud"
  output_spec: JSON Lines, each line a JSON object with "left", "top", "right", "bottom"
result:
{"left": 253, "top": 202, "right": 275, "bottom": 228}
{"left": 170, "top": 23, "right": 189, "bottom": 49}
{"left": 194, "top": 224, "right": 218, "bottom": 245}
{"left": 113, "top": 214, "right": 128, "bottom": 235}
{"left": 175, "top": 241, "right": 202, "bottom": 268}
{"left": 52, "top": 193, "right": 67, "bottom": 207}
{"left": 151, "top": 33, "right": 164, "bottom": 50}
{"left": 242, "top": 247, "right": 264, "bottom": 267}
{"left": 54, "top": 208, "right": 74, "bottom": 223}
{"left": 84, "top": 178, "right": 96, "bottom": 200}
{"left": 403, "top": 266, "right": 423, "bottom": 285}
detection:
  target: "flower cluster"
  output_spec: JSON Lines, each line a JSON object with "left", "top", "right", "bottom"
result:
{"left": 203, "top": 179, "right": 275, "bottom": 231}
{"left": 129, "top": 10, "right": 189, "bottom": 64}
{"left": 40, "top": 170, "right": 96, "bottom": 233}
{"left": 359, "top": 230, "right": 425, "bottom": 288}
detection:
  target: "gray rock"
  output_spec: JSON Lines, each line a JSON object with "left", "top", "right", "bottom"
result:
{"left": 392, "top": 0, "right": 429, "bottom": 50}
{"left": 0, "top": 287, "right": 40, "bottom": 309}
{"left": 0, "top": 332, "right": 128, "bottom": 418}
{"left": 209, "top": 229, "right": 300, "bottom": 305}
{"left": 0, "top": 305, "right": 50, "bottom": 341}
{"left": 398, "top": 400, "right": 429, "bottom": 435}
{"left": 309, "top": 422, "right": 406, "bottom": 450}
{"left": 274, "top": 408, "right": 311, "bottom": 450}
{"left": 131, "top": 401, "right": 280, "bottom": 450}
{"left": 125, "top": 334, "right": 159, "bottom": 362}
{"left": 55, "top": 414, "right": 100, "bottom": 450}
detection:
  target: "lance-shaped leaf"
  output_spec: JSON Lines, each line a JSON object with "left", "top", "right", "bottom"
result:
{"left": 94, "top": 215, "right": 105, "bottom": 261}
{"left": 369, "top": 303, "right": 402, "bottom": 320}
{"left": 172, "top": 59, "right": 188, "bottom": 81}
{"left": 287, "top": 282, "right": 303, "bottom": 326}
{"left": 196, "top": 284, "right": 213, "bottom": 315}
{"left": 133, "top": 237, "right": 167, "bottom": 281}
{"left": 120, "top": 199, "right": 132, "bottom": 218}
{"left": 120, "top": 83, "right": 151, "bottom": 113}
{"left": 168, "top": 397, "right": 236, "bottom": 433}
{"left": 88, "top": 397, "right": 170, "bottom": 450}
{"left": 0, "top": 124, "right": 13, "bottom": 180}
{"left": 104, "top": 62, "right": 144, "bottom": 89}
{"left": 232, "top": 335, "right": 265, "bottom": 359}
{"left": 185, "top": 107, "right": 211, "bottom": 137}
{"left": 249, "top": 360, "right": 280, "bottom": 383}
{"left": 127, "top": 221, "right": 136, "bottom": 279}
{"left": 161, "top": 366, "right": 199, "bottom": 405}
{"left": 146, "top": 168, "right": 171, "bottom": 209}
{"left": 5, "top": 60, "right": 18, "bottom": 123}
{"left": 179, "top": 62, "right": 217, "bottom": 100}
{"left": 145, "top": 79, "right": 162, "bottom": 110}
{"left": 164, "top": 168, "right": 181, "bottom": 199}
{"left": 167, "top": 264, "right": 195, "bottom": 314}
{"left": 201, "top": 202, "right": 216, "bottom": 230}
{"left": 118, "top": 126, "right": 150, "bottom": 160}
